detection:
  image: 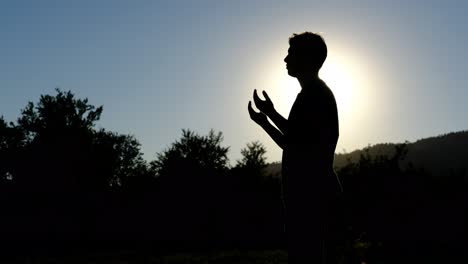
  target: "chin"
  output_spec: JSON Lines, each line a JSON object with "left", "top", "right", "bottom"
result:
{"left": 287, "top": 69, "right": 297, "bottom": 77}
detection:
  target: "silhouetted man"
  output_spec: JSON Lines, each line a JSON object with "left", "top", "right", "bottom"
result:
{"left": 248, "top": 32, "right": 343, "bottom": 263}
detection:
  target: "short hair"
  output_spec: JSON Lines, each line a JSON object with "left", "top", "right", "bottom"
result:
{"left": 289, "top": 32, "right": 327, "bottom": 70}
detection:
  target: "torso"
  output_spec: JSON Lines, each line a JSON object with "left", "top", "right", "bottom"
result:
{"left": 281, "top": 79, "right": 341, "bottom": 195}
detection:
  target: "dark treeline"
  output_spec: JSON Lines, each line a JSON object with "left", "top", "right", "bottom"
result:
{"left": 337, "top": 145, "right": 466, "bottom": 263}
{"left": 0, "top": 89, "right": 283, "bottom": 251}
{"left": 0, "top": 89, "right": 466, "bottom": 262}
{"left": 334, "top": 131, "right": 468, "bottom": 177}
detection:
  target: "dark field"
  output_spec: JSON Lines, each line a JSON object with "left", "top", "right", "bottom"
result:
{"left": 0, "top": 249, "right": 288, "bottom": 264}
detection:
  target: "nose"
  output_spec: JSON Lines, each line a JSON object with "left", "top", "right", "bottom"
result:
{"left": 284, "top": 55, "right": 288, "bottom": 63}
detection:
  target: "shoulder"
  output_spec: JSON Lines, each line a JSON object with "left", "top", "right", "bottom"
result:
{"left": 300, "top": 80, "right": 337, "bottom": 108}
{"left": 317, "top": 80, "right": 338, "bottom": 111}
{"left": 319, "top": 79, "right": 336, "bottom": 99}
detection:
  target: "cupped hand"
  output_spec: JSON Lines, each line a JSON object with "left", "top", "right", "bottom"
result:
{"left": 253, "top": 90, "right": 274, "bottom": 115}
{"left": 248, "top": 101, "right": 268, "bottom": 126}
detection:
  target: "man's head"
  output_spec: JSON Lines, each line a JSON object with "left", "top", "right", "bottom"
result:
{"left": 284, "top": 32, "right": 327, "bottom": 78}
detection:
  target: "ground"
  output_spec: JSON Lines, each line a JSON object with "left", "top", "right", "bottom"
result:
{"left": 0, "top": 249, "right": 288, "bottom": 264}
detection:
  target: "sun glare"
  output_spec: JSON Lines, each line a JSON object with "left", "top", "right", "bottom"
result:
{"left": 256, "top": 47, "right": 371, "bottom": 136}
{"left": 261, "top": 68, "right": 300, "bottom": 116}
{"left": 261, "top": 58, "right": 360, "bottom": 116}
{"left": 320, "top": 57, "right": 355, "bottom": 116}
{"left": 253, "top": 43, "right": 376, "bottom": 157}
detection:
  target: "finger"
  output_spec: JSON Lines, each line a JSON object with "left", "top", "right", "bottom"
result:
{"left": 248, "top": 101, "right": 255, "bottom": 113}
{"left": 262, "top": 90, "right": 271, "bottom": 102}
{"left": 253, "top": 90, "right": 263, "bottom": 106}
{"left": 249, "top": 101, "right": 261, "bottom": 114}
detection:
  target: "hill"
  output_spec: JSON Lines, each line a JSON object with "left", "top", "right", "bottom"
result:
{"left": 265, "top": 130, "right": 468, "bottom": 178}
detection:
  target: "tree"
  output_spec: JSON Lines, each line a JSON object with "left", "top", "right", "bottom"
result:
{"left": 92, "top": 129, "right": 153, "bottom": 190}
{"left": 0, "top": 89, "right": 159, "bottom": 241}
{"left": 230, "top": 141, "right": 269, "bottom": 190}
{"left": 17, "top": 89, "right": 102, "bottom": 143}
{"left": 151, "top": 129, "right": 230, "bottom": 178}
{"left": 10, "top": 89, "right": 150, "bottom": 191}
{"left": 0, "top": 117, "right": 25, "bottom": 184}
{"left": 12, "top": 89, "right": 102, "bottom": 190}
{"left": 149, "top": 129, "right": 230, "bottom": 240}
{"left": 235, "top": 141, "right": 267, "bottom": 172}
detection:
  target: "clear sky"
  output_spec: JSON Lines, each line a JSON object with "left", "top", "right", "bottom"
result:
{"left": 1, "top": 0, "right": 467, "bottom": 164}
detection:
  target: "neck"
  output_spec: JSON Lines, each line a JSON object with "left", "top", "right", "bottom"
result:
{"left": 297, "top": 71, "right": 320, "bottom": 89}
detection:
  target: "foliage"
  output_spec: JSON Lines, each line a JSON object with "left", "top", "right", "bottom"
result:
{"left": 0, "top": 117, "right": 25, "bottom": 183}
{"left": 235, "top": 141, "right": 267, "bottom": 171}
{"left": 151, "top": 129, "right": 230, "bottom": 178}
{"left": 1, "top": 89, "right": 150, "bottom": 190}
{"left": 91, "top": 129, "right": 152, "bottom": 188}
{"left": 335, "top": 142, "right": 465, "bottom": 262}
{"left": 0, "top": 89, "right": 465, "bottom": 262}
{"left": 334, "top": 131, "right": 468, "bottom": 177}
{"left": 17, "top": 89, "right": 102, "bottom": 143}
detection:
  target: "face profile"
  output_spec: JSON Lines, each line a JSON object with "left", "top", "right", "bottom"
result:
{"left": 284, "top": 47, "right": 304, "bottom": 78}
{"left": 284, "top": 33, "right": 328, "bottom": 79}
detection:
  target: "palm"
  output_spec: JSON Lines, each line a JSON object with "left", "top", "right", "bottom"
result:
{"left": 248, "top": 101, "right": 267, "bottom": 126}
{"left": 253, "top": 90, "right": 274, "bottom": 115}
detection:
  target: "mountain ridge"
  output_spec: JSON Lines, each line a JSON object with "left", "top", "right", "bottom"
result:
{"left": 264, "top": 130, "right": 468, "bottom": 178}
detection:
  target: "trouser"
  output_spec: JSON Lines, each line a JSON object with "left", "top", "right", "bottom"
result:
{"left": 282, "top": 185, "right": 343, "bottom": 264}
{"left": 283, "top": 196, "right": 331, "bottom": 264}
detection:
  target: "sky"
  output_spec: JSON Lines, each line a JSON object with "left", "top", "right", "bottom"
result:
{"left": 1, "top": 0, "right": 467, "bottom": 164}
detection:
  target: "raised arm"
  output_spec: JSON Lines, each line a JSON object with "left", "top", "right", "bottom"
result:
{"left": 253, "top": 90, "right": 288, "bottom": 135}
{"left": 248, "top": 101, "right": 285, "bottom": 149}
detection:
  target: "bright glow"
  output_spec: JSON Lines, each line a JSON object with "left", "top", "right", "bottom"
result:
{"left": 254, "top": 46, "right": 375, "bottom": 156}
{"left": 256, "top": 60, "right": 300, "bottom": 117}
{"left": 320, "top": 56, "right": 356, "bottom": 118}
{"left": 258, "top": 51, "right": 367, "bottom": 119}
{"left": 320, "top": 50, "right": 375, "bottom": 153}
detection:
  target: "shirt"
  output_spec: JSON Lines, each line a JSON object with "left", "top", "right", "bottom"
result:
{"left": 281, "top": 79, "right": 342, "bottom": 196}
